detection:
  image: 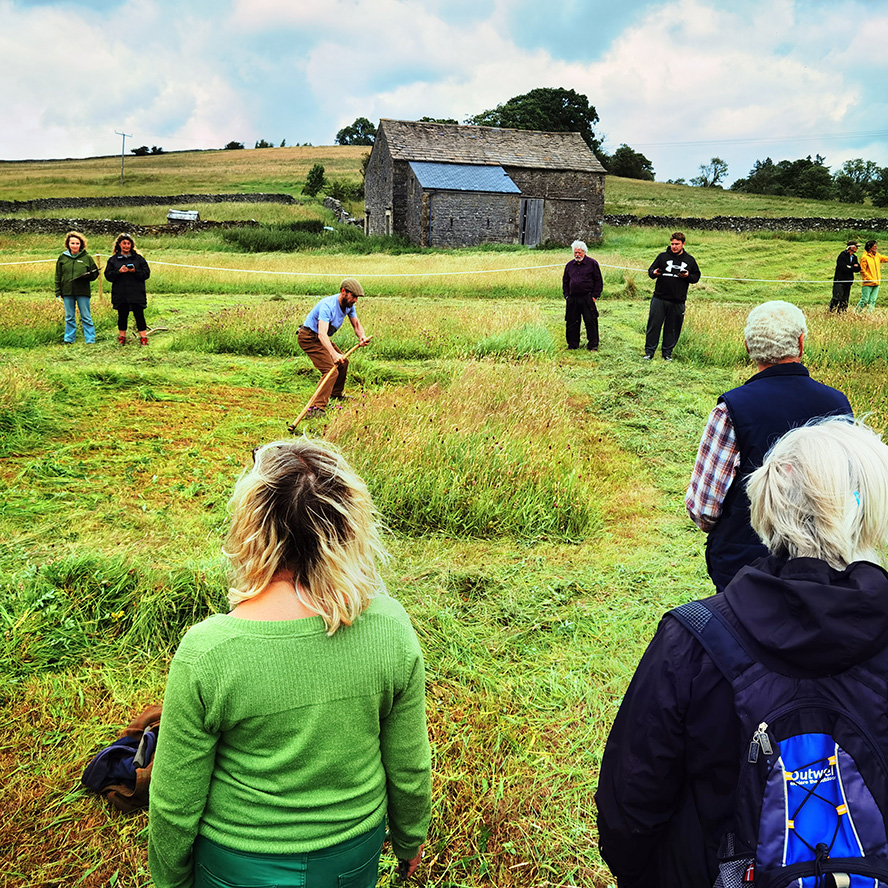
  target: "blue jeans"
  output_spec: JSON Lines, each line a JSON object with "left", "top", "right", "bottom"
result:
{"left": 62, "top": 296, "right": 95, "bottom": 343}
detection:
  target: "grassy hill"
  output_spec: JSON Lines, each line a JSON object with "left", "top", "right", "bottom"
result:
{"left": 3, "top": 145, "right": 888, "bottom": 221}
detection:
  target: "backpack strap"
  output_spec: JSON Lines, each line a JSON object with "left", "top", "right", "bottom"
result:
{"left": 671, "top": 599, "right": 757, "bottom": 684}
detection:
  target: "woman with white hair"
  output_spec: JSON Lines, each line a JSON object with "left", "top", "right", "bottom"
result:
{"left": 149, "top": 439, "right": 432, "bottom": 888}
{"left": 598, "top": 418, "right": 888, "bottom": 888}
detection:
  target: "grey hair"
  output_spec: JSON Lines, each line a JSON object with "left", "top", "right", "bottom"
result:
{"left": 748, "top": 418, "right": 888, "bottom": 570}
{"left": 571, "top": 240, "right": 587, "bottom": 253}
{"left": 744, "top": 301, "right": 807, "bottom": 366}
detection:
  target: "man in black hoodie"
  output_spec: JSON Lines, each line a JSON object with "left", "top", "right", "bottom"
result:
{"left": 643, "top": 231, "right": 701, "bottom": 360}
{"left": 596, "top": 418, "right": 888, "bottom": 888}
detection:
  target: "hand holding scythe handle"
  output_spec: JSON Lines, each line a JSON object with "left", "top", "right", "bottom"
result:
{"left": 287, "top": 338, "right": 371, "bottom": 432}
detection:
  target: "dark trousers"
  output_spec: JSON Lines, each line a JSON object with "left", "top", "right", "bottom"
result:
{"left": 117, "top": 306, "right": 147, "bottom": 332}
{"left": 645, "top": 296, "right": 685, "bottom": 358}
{"left": 565, "top": 296, "right": 599, "bottom": 349}
{"left": 829, "top": 281, "right": 851, "bottom": 313}
{"left": 297, "top": 326, "right": 347, "bottom": 409}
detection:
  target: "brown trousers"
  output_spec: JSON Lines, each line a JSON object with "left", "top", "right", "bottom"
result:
{"left": 297, "top": 327, "right": 348, "bottom": 409}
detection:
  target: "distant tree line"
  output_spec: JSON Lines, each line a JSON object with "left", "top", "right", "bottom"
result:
{"left": 731, "top": 155, "right": 888, "bottom": 207}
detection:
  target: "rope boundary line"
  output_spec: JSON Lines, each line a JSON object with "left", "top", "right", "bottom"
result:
{"left": 0, "top": 256, "right": 848, "bottom": 285}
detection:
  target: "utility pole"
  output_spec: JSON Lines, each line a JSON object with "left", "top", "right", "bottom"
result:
{"left": 115, "top": 130, "right": 132, "bottom": 186}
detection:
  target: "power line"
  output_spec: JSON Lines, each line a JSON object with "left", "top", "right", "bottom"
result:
{"left": 631, "top": 130, "right": 888, "bottom": 150}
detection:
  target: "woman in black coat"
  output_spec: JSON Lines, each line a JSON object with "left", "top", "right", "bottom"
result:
{"left": 104, "top": 233, "right": 151, "bottom": 345}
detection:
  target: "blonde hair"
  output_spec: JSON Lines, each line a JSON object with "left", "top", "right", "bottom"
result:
{"left": 748, "top": 418, "right": 888, "bottom": 569}
{"left": 65, "top": 230, "right": 88, "bottom": 251}
{"left": 224, "top": 439, "right": 388, "bottom": 633}
{"left": 744, "top": 301, "right": 807, "bottom": 366}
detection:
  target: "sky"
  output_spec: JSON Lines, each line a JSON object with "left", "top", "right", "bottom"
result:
{"left": 3, "top": 0, "right": 887, "bottom": 184}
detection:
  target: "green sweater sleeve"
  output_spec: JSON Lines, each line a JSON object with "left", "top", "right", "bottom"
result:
{"left": 148, "top": 654, "right": 219, "bottom": 888}
{"left": 381, "top": 628, "right": 432, "bottom": 859}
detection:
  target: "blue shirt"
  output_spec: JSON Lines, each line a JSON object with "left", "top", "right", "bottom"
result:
{"left": 302, "top": 294, "right": 357, "bottom": 335}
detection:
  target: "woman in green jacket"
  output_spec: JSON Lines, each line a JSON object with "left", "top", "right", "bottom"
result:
{"left": 55, "top": 230, "right": 99, "bottom": 344}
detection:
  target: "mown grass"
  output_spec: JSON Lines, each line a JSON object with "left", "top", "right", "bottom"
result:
{"left": 3, "top": 166, "right": 888, "bottom": 887}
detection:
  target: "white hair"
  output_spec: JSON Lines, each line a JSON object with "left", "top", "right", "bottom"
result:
{"left": 571, "top": 240, "right": 587, "bottom": 253}
{"left": 748, "top": 418, "right": 888, "bottom": 569}
{"left": 744, "top": 301, "right": 807, "bottom": 366}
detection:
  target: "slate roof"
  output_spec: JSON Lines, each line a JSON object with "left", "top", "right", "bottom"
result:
{"left": 408, "top": 161, "right": 521, "bottom": 193}
{"left": 380, "top": 119, "right": 606, "bottom": 173}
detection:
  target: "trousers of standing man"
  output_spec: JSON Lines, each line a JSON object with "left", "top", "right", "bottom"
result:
{"left": 565, "top": 295, "right": 599, "bottom": 350}
{"left": 645, "top": 296, "right": 685, "bottom": 359}
{"left": 297, "top": 326, "right": 348, "bottom": 409}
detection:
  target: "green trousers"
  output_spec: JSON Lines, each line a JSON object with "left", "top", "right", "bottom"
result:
{"left": 193, "top": 819, "right": 385, "bottom": 888}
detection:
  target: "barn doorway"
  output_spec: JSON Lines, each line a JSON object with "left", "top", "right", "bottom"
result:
{"left": 519, "top": 199, "right": 544, "bottom": 246}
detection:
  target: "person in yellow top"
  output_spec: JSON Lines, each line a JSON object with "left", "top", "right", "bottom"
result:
{"left": 857, "top": 239, "right": 888, "bottom": 311}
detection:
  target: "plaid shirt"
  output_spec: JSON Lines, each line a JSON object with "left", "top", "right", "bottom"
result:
{"left": 685, "top": 402, "right": 740, "bottom": 531}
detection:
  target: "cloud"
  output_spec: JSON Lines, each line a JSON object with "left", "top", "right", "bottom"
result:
{"left": 1, "top": 0, "right": 885, "bottom": 182}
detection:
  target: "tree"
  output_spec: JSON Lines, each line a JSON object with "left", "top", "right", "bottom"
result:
{"left": 303, "top": 163, "right": 326, "bottom": 197}
{"left": 465, "top": 87, "right": 601, "bottom": 153}
{"left": 731, "top": 158, "right": 778, "bottom": 194}
{"left": 607, "top": 144, "right": 655, "bottom": 181}
{"left": 279, "top": 139, "right": 287, "bottom": 148}
{"left": 419, "top": 116, "right": 459, "bottom": 125}
{"left": 131, "top": 145, "right": 150, "bottom": 156}
{"left": 150, "top": 146, "right": 164, "bottom": 155}
{"left": 833, "top": 158, "right": 879, "bottom": 204}
{"left": 224, "top": 141, "right": 245, "bottom": 150}
{"left": 868, "top": 167, "right": 888, "bottom": 208}
{"left": 691, "top": 157, "right": 729, "bottom": 188}
{"left": 255, "top": 139, "right": 274, "bottom": 149}
{"left": 335, "top": 117, "right": 376, "bottom": 146}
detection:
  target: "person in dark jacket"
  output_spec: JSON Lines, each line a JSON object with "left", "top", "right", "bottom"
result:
{"left": 104, "top": 233, "right": 151, "bottom": 346}
{"left": 643, "top": 232, "right": 700, "bottom": 360}
{"left": 55, "top": 230, "right": 99, "bottom": 344}
{"left": 829, "top": 239, "right": 861, "bottom": 313}
{"left": 686, "top": 300, "right": 852, "bottom": 592}
{"left": 562, "top": 240, "right": 603, "bottom": 351}
{"left": 597, "top": 417, "right": 888, "bottom": 888}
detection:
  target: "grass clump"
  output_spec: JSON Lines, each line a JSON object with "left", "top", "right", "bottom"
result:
{"left": 331, "top": 363, "right": 603, "bottom": 541}
{"left": 169, "top": 302, "right": 301, "bottom": 356}
{"left": 472, "top": 322, "right": 555, "bottom": 358}
{"left": 220, "top": 222, "right": 414, "bottom": 254}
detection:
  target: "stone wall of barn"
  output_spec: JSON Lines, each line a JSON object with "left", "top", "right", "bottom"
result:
{"left": 363, "top": 131, "right": 394, "bottom": 237}
{"left": 505, "top": 168, "right": 606, "bottom": 244}
{"left": 412, "top": 188, "right": 518, "bottom": 247}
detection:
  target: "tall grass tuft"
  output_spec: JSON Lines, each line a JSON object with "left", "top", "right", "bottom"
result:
{"left": 0, "top": 366, "right": 50, "bottom": 454}
{"left": 0, "top": 552, "right": 227, "bottom": 676}
{"left": 472, "top": 323, "right": 555, "bottom": 358}
{"left": 168, "top": 302, "right": 301, "bottom": 356}
{"left": 330, "top": 363, "right": 603, "bottom": 541}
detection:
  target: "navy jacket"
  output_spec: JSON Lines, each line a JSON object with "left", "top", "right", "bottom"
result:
{"left": 705, "top": 363, "right": 851, "bottom": 592}
{"left": 596, "top": 557, "right": 888, "bottom": 888}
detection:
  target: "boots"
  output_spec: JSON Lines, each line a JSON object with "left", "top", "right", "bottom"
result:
{"left": 139, "top": 333, "right": 148, "bottom": 347}
{"left": 118, "top": 332, "right": 127, "bottom": 346}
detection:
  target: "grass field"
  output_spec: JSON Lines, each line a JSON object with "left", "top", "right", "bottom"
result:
{"left": 2, "top": 151, "right": 888, "bottom": 888}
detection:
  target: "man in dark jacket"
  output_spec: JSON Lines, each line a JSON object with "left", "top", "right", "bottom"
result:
{"left": 597, "top": 419, "right": 888, "bottom": 888}
{"left": 686, "top": 300, "right": 851, "bottom": 592}
{"left": 643, "top": 231, "right": 700, "bottom": 360}
{"left": 562, "top": 240, "right": 602, "bottom": 351}
{"left": 829, "top": 239, "right": 861, "bottom": 313}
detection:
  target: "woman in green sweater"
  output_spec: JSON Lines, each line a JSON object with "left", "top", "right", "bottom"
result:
{"left": 148, "top": 440, "right": 432, "bottom": 888}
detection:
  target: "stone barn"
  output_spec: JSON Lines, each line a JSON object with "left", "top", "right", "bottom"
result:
{"left": 363, "top": 119, "right": 606, "bottom": 248}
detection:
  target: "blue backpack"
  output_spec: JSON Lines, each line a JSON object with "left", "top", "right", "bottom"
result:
{"left": 672, "top": 599, "right": 888, "bottom": 888}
